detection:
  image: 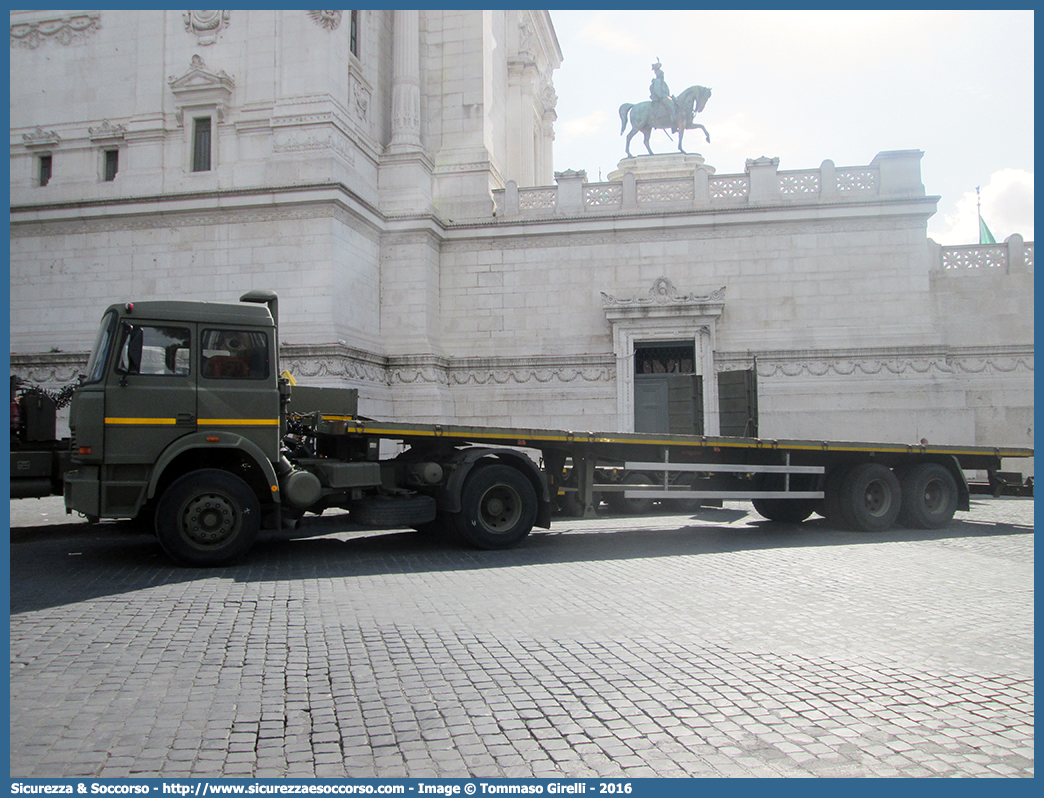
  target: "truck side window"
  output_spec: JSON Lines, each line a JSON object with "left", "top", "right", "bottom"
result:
{"left": 116, "top": 325, "right": 191, "bottom": 376}
{"left": 201, "top": 329, "right": 269, "bottom": 380}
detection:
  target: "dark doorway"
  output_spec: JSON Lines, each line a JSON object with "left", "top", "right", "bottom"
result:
{"left": 634, "top": 342, "right": 703, "bottom": 435}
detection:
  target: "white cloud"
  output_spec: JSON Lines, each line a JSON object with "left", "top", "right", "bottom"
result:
{"left": 930, "top": 169, "right": 1034, "bottom": 245}
{"left": 577, "top": 12, "right": 645, "bottom": 55}
{"left": 558, "top": 110, "right": 611, "bottom": 143}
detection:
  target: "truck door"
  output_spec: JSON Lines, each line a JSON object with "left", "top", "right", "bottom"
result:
{"left": 103, "top": 320, "right": 196, "bottom": 515}
{"left": 196, "top": 325, "right": 280, "bottom": 462}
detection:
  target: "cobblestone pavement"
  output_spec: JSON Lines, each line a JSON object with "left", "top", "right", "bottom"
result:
{"left": 9, "top": 496, "right": 1034, "bottom": 778}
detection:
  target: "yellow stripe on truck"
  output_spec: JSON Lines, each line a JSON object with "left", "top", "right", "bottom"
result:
{"left": 198, "top": 419, "right": 280, "bottom": 426}
{"left": 105, "top": 417, "right": 177, "bottom": 425}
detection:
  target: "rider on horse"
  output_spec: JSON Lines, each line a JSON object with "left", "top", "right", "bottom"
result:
{"left": 649, "top": 60, "right": 677, "bottom": 131}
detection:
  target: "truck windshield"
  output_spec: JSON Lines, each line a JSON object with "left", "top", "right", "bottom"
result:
{"left": 83, "top": 309, "right": 119, "bottom": 384}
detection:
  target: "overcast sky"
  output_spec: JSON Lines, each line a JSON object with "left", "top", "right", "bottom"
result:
{"left": 548, "top": 9, "right": 1034, "bottom": 245}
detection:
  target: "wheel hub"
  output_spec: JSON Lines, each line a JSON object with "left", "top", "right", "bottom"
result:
{"left": 183, "top": 494, "right": 237, "bottom": 547}
{"left": 863, "top": 480, "right": 891, "bottom": 517}
{"left": 479, "top": 486, "right": 521, "bottom": 533}
{"left": 923, "top": 480, "right": 945, "bottom": 512}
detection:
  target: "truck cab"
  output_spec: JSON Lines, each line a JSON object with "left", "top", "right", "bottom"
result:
{"left": 65, "top": 293, "right": 282, "bottom": 535}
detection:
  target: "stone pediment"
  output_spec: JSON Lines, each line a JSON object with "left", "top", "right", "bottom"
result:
{"left": 602, "top": 277, "right": 725, "bottom": 310}
{"left": 169, "top": 54, "right": 234, "bottom": 123}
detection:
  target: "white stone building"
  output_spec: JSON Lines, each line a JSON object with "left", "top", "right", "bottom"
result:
{"left": 9, "top": 10, "right": 1033, "bottom": 473}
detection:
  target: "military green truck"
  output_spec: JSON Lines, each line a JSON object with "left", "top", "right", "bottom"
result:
{"left": 10, "top": 291, "right": 1033, "bottom": 566}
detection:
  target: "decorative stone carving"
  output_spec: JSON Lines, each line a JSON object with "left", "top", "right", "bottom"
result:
{"left": 89, "top": 120, "right": 127, "bottom": 142}
{"left": 540, "top": 80, "right": 558, "bottom": 112}
{"left": 183, "top": 11, "right": 230, "bottom": 46}
{"left": 21, "top": 127, "right": 60, "bottom": 148}
{"left": 273, "top": 128, "right": 355, "bottom": 166}
{"left": 169, "top": 55, "right": 234, "bottom": 125}
{"left": 602, "top": 277, "right": 726, "bottom": 308}
{"left": 307, "top": 11, "right": 342, "bottom": 31}
{"left": 279, "top": 344, "right": 616, "bottom": 388}
{"left": 745, "top": 156, "right": 780, "bottom": 171}
{"left": 10, "top": 12, "right": 100, "bottom": 49}
{"left": 351, "top": 74, "right": 371, "bottom": 122}
{"left": 716, "top": 346, "right": 1035, "bottom": 379}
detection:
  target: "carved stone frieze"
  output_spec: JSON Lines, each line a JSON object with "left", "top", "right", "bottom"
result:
{"left": 11, "top": 12, "right": 100, "bottom": 49}
{"left": 21, "top": 127, "right": 60, "bottom": 148}
{"left": 602, "top": 277, "right": 726, "bottom": 308}
{"left": 11, "top": 353, "right": 89, "bottom": 386}
{"left": 715, "top": 346, "right": 1034, "bottom": 378}
{"left": 273, "top": 127, "right": 356, "bottom": 166}
{"left": 184, "top": 11, "right": 230, "bottom": 46}
{"left": 278, "top": 344, "right": 617, "bottom": 388}
{"left": 308, "top": 11, "right": 343, "bottom": 31}
{"left": 88, "top": 120, "right": 127, "bottom": 142}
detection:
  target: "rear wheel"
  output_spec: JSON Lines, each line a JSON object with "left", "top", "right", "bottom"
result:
{"left": 155, "top": 469, "right": 260, "bottom": 566}
{"left": 839, "top": 463, "right": 901, "bottom": 532}
{"left": 751, "top": 472, "right": 817, "bottom": 523}
{"left": 608, "top": 472, "right": 656, "bottom": 515}
{"left": 453, "top": 464, "right": 537, "bottom": 549}
{"left": 898, "top": 463, "right": 959, "bottom": 529}
{"left": 752, "top": 497, "right": 817, "bottom": 523}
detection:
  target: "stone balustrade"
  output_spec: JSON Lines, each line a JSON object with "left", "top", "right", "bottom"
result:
{"left": 493, "top": 150, "right": 924, "bottom": 219}
{"left": 932, "top": 235, "right": 1034, "bottom": 274}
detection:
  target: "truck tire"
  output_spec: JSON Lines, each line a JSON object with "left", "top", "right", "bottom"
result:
{"left": 155, "top": 469, "right": 260, "bottom": 566}
{"left": 608, "top": 472, "right": 655, "bottom": 515}
{"left": 752, "top": 497, "right": 817, "bottom": 524}
{"left": 820, "top": 467, "right": 848, "bottom": 524}
{"left": 453, "top": 464, "right": 537, "bottom": 549}
{"left": 352, "top": 494, "right": 436, "bottom": 528}
{"left": 897, "top": 463, "right": 959, "bottom": 529}
{"left": 839, "top": 463, "right": 901, "bottom": 532}
{"left": 752, "top": 473, "right": 817, "bottom": 523}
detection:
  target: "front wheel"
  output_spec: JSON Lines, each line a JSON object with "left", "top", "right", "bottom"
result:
{"left": 155, "top": 469, "right": 260, "bottom": 566}
{"left": 453, "top": 464, "right": 537, "bottom": 549}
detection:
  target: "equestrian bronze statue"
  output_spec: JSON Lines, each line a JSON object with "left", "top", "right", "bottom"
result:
{"left": 619, "top": 83, "right": 712, "bottom": 158}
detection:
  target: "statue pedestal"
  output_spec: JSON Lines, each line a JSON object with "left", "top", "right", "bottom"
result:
{"left": 607, "top": 153, "right": 715, "bottom": 182}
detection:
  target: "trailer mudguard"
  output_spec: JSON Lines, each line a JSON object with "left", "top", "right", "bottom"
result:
{"left": 441, "top": 447, "right": 552, "bottom": 529}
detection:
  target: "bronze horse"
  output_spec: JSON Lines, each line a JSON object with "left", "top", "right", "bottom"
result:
{"left": 619, "top": 84, "right": 712, "bottom": 157}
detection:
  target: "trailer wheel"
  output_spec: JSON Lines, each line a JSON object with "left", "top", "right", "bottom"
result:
{"left": 608, "top": 472, "right": 656, "bottom": 515}
{"left": 155, "top": 469, "right": 260, "bottom": 566}
{"left": 820, "top": 467, "right": 848, "bottom": 524}
{"left": 897, "top": 463, "right": 959, "bottom": 529}
{"left": 752, "top": 473, "right": 817, "bottom": 524}
{"left": 454, "top": 464, "right": 537, "bottom": 549}
{"left": 839, "top": 463, "right": 901, "bottom": 532}
{"left": 556, "top": 490, "right": 584, "bottom": 517}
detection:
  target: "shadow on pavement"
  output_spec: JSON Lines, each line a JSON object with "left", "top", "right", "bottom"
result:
{"left": 10, "top": 501, "right": 1033, "bottom": 615}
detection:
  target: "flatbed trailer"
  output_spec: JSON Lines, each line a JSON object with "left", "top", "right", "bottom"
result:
{"left": 299, "top": 413, "right": 1031, "bottom": 528}
{"left": 13, "top": 291, "right": 1033, "bottom": 566}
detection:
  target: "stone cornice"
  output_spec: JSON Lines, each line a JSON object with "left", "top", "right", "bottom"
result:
{"left": 10, "top": 181, "right": 385, "bottom": 235}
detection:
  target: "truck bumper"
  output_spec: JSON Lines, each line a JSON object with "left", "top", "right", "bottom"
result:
{"left": 63, "top": 467, "right": 100, "bottom": 518}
